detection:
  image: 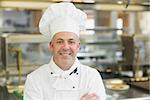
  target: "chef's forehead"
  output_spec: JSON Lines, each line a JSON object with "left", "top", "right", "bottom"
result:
{"left": 51, "top": 32, "right": 80, "bottom": 41}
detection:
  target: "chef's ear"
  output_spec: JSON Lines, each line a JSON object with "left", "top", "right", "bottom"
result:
{"left": 48, "top": 42, "right": 53, "bottom": 51}
{"left": 77, "top": 42, "right": 80, "bottom": 51}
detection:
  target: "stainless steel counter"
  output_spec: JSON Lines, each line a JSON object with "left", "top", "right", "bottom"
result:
{"left": 102, "top": 72, "right": 150, "bottom": 100}
{"left": 106, "top": 85, "right": 150, "bottom": 100}
{"left": 0, "top": 81, "right": 150, "bottom": 100}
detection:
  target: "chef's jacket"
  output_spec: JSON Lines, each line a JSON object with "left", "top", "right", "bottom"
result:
{"left": 24, "top": 57, "right": 106, "bottom": 100}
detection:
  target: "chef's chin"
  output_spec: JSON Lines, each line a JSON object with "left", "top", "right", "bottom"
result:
{"left": 60, "top": 55, "right": 72, "bottom": 60}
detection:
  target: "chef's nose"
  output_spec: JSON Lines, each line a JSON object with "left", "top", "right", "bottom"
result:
{"left": 62, "top": 41, "right": 70, "bottom": 49}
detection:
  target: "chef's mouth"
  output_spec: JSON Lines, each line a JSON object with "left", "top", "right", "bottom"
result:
{"left": 59, "top": 53, "right": 71, "bottom": 55}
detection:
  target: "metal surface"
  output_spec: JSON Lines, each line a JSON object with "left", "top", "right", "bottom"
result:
{"left": 1, "top": 34, "right": 49, "bottom": 69}
{"left": 1, "top": 34, "right": 49, "bottom": 44}
{"left": 120, "top": 35, "right": 135, "bottom": 66}
{"left": 118, "top": 34, "right": 150, "bottom": 81}
{"left": 1, "top": 35, "right": 8, "bottom": 69}
{"left": 106, "top": 86, "right": 150, "bottom": 100}
{"left": 78, "top": 34, "right": 121, "bottom": 67}
{"left": 9, "top": 48, "right": 22, "bottom": 85}
{"left": 0, "top": 86, "right": 9, "bottom": 100}
{"left": 103, "top": 73, "right": 150, "bottom": 99}
{"left": 0, "top": 0, "right": 149, "bottom": 11}
{"left": 0, "top": 33, "right": 51, "bottom": 88}
{"left": 94, "top": 0, "right": 149, "bottom": 6}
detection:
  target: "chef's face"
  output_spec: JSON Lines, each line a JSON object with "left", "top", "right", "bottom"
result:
{"left": 49, "top": 32, "right": 80, "bottom": 65}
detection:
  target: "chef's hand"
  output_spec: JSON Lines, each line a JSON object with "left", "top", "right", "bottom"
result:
{"left": 80, "top": 93, "right": 100, "bottom": 100}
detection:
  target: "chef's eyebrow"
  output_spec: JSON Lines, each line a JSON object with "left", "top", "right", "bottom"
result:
{"left": 69, "top": 39, "right": 75, "bottom": 41}
{"left": 56, "top": 38, "right": 63, "bottom": 40}
{"left": 56, "top": 38, "right": 76, "bottom": 41}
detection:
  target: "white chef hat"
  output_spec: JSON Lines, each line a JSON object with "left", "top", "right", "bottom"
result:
{"left": 39, "top": 2, "right": 87, "bottom": 41}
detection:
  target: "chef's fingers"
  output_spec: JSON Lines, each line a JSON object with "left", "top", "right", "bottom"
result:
{"left": 80, "top": 93, "right": 88, "bottom": 99}
{"left": 87, "top": 93, "right": 99, "bottom": 100}
{"left": 80, "top": 93, "right": 99, "bottom": 100}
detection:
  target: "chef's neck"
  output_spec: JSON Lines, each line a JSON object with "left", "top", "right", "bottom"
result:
{"left": 53, "top": 58, "right": 75, "bottom": 71}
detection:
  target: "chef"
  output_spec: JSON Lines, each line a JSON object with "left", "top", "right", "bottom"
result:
{"left": 24, "top": 2, "right": 106, "bottom": 100}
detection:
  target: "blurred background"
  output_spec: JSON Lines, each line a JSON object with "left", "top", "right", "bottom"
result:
{"left": 0, "top": 0, "right": 150, "bottom": 100}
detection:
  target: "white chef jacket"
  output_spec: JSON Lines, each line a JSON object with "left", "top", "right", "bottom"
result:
{"left": 24, "top": 57, "right": 106, "bottom": 100}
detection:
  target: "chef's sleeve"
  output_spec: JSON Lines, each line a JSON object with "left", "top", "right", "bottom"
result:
{"left": 24, "top": 75, "right": 43, "bottom": 100}
{"left": 88, "top": 69, "right": 106, "bottom": 100}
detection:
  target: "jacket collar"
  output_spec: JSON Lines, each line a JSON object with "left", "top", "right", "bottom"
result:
{"left": 48, "top": 57, "right": 80, "bottom": 90}
{"left": 49, "top": 56, "right": 80, "bottom": 77}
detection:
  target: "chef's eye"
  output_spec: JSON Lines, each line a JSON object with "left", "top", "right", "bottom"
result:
{"left": 68, "top": 41, "right": 75, "bottom": 44}
{"left": 56, "top": 41, "right": 63, "bottom": 44}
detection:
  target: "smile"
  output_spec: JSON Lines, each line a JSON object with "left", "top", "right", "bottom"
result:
{"left": 60, "top": 53, "right": 71, "bottom": 55}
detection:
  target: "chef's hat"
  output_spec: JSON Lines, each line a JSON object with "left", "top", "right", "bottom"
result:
{"left": 39, "top": 2, "right": 87, "bottom": 41}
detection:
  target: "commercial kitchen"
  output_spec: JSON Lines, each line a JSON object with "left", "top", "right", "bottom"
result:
{"left": 0, "top": 0, "right": 150, "bottom": 100}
